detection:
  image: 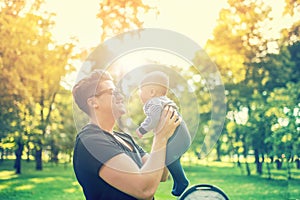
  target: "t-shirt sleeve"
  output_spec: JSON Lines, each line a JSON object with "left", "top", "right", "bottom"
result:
{"left": 122, "top": 133, "right": 147, "bottom": 158}
{"left": 78, "top": 133, "right": 124, "bottom": 172}
{"left": 134, "top": 141, "right": 147, "bottom": 158}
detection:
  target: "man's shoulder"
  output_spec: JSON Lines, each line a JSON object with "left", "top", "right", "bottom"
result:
{"left": 77, "top": 124, "right": 109, "bottom": 141}
{"left": 113, "top": 131, "right": 133, "bottom": 140}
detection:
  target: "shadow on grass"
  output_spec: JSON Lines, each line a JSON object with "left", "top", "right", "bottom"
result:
{"left": 0, "top": 160, "right": 84, "bottom": 200}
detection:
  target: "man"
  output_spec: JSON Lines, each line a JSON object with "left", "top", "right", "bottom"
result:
{"left": 72, "top": 69, "right": 181, "bottom": 200}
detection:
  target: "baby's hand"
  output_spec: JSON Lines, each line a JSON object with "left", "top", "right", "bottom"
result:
{"left": 136, "top": 128, "right": 143, "bottom": 138}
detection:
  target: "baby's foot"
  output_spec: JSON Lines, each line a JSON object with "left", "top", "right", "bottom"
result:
{"left": 171, "top": 180, "right": 189, "bottom": 196}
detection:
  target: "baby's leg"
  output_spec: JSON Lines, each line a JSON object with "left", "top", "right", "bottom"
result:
{"left": 166, "top": 121, "right": 191, "bottom": 196}
{"left": 168, "top": 158, "right": 189, "bottom": 196}
{"left": 166, "top": 121, "right": 191, "bottom": 165}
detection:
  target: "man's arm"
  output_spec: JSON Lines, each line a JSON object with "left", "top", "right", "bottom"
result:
{"left": 99, "top": 107, "right": 180, "bottom": 199}
{"left": 142, "top": 154, "right": 169, "bottom": 182}
{"left": 160, "top": 166, "right": 170, "bottom": 182}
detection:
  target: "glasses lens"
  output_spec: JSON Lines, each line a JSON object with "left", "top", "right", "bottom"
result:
{"left": 93, "top": 89, "right": 123, "bottom": 97}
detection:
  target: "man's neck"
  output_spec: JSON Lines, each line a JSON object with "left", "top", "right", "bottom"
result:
{"left": 90, "top": 116, "right": 115, "bottom": 134}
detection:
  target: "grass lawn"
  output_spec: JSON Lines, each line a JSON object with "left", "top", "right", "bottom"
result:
{"left": 0, "top": 160, "right": 299, "bottom": 200}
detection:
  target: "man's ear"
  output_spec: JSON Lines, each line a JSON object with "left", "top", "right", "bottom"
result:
{"left": 87, "top": 97, "right": 98, "bottom": 108}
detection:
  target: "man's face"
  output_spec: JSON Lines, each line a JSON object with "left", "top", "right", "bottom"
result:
{"left": 96, "top": 80, "right": 126, "bottom": 119}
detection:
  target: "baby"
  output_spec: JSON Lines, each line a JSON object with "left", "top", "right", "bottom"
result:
{"left": 136, "top": 71, "right": 191, "bottom": 196}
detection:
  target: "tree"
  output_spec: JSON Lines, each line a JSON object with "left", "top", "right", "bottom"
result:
{"left": 97, "top": 0, "right": 156, "bottom": 41}
{"left": 284, "top": 0, "right": 300, "bottom": 14}
{"left": 205, "top": 0, "right": 274, "bottom": 175}
{"left": 46, "top": 88, "right": 77, "bottom": 164}
{"left": 0, "top": 0, "right": 74, "bottom": 172}
{"left": 206, "top": 0, "right": 273, "bottom": 83}
{"left": 283, "top": 0, "right": 300, "bottom": 44}
{"left": 266, "top": 82, "right": 300, "bottom": 175}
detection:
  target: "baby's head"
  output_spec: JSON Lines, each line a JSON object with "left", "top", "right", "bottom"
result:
{"left": 139, "top": 71, "right": 169, "bottom": 104}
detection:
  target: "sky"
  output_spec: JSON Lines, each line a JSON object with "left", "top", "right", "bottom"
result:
{"left": 43, "top": 0, "right": 228, "bottom": 49}
{"left": 42, "top": 0, "right": 291, "bottom": 88}
{"left": 42, "top": 0, "right": 291, "bottom": 53}
{"left": 43, "top": 0, "right": 229, "bottom": 87}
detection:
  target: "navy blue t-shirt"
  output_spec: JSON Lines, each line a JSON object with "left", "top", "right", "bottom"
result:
{"left": 73, "top": 124, "right": 146, "bottom": 200}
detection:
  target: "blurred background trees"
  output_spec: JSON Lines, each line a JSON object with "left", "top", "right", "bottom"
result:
{"left": 0, "top": 0, "right": 75, "bottom": 173}
{"left": 205, "top": 0, "right": 299, "bottom": 177}
{"left": 0, "top": 0, "right": 299, "bottom": 181}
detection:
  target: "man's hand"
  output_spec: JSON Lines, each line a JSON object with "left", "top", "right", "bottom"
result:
{"left": 160, "top": 167, "right": 169, "bottom": 182}
{"left": 154, "top": 106, "right": 181, "bottom": 141}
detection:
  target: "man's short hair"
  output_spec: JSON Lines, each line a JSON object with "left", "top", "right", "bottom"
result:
{"left": 72, "top": 70, "right": 113, "bottom": 115}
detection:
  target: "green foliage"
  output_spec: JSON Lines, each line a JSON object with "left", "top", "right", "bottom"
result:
{"left": 0, "top": 0, "right": 75, "bottom": 172}
{"left": 203, "top": 0, "right": 300, "bottom": 177}
{"left": 97, "top": 0, "right": 157, "bottom": 41}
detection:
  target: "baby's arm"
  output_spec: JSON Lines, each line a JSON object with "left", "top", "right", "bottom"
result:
{"left": 137, "top": 103, "right": 163, "bottom": 137}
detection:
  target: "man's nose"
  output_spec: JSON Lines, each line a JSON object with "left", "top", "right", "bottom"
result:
{"left": 115, "top": 92, "right": 124, "bottom": 100}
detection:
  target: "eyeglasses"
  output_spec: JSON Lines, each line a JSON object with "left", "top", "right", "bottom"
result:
{"left": 93, "top": 89, "right": 123, "bottom": 97}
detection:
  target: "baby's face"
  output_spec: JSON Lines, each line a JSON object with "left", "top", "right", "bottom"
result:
{"left": 139, "top": 85, "right": 153, "bottom": 104}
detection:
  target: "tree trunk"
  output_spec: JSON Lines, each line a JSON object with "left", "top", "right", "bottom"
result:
{"left": 69, "top": 151, "right": 73, "bottom": 163}
{"left": 244, "top": 161, "right": 251, "bottom": 176}
{"left": 215, "top": 141, "right": 222, "bottom": 161}
{"left": 266, "top": 160, "right": 271, "bottom": 179}
{"left": 296, "top": 158, "right": 300, "bottom": 169}
{"left": 237, "top": 153, "right": 241, "bottom": 168}
{"left": 35, "top": 148, "right": 42, "bottom": 170}
{"left": 51, "top": 148, "right": 59, "bottom": 165}
{"left": 241, "top": 137, "right": 251, "bottom": 176}
{"left": 236, "top": 153, "right": 245, "bottom": 175}
{"left": 0, "top": 148, "right": 4, "bottom": 162}
{"left": 26, "top": 150, "right": 30, "bottom": 162}
{"left": 270, "top": 156, "right": 274, "bottom": 163}
{"left": 14, "top": 142, "right": 24, "bottom": 174}
{"left": 254, "top": 149, "right": 263, "bottom": 175}
{"left": 35, "top": 139, "right": 43, "bottom": 170}
{"left": 275, "top": 159, "right": 282, "bottom": 170}
{"left": 287, "top": 161, "right": 292, "bottom": 180}
{"left": 26, "top": 142, "right": 31, "bottom": 162}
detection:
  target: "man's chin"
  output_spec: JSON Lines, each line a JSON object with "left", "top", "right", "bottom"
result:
{"left": 113, "top": 106, "right": 126, "bottom": 119}
{"left": 118, "top": 109, "right": 126, "bottom": 116}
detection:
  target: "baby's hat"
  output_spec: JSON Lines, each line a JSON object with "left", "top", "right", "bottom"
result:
{"left": 140, "top": 71, "right": 169, "bottom": 88}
